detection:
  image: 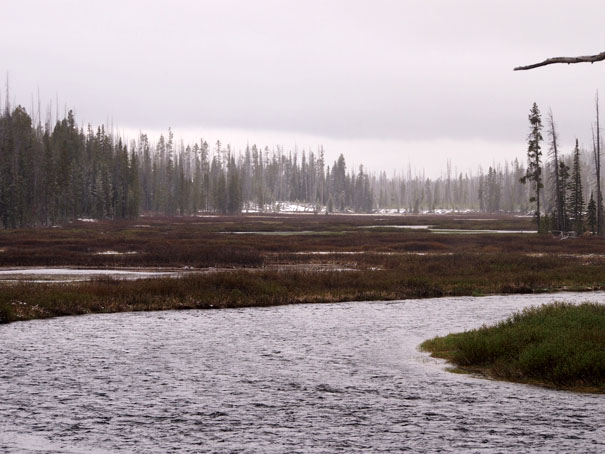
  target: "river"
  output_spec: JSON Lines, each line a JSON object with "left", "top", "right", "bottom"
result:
{"left": 0, "top": 292, "right": 603, "bottom": 453}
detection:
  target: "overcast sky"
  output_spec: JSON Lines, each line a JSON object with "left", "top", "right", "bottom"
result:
{"left": 1, "top": 0, "right": 605, "bottom": 176}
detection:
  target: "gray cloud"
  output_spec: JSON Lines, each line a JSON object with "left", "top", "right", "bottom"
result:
{"left": 2, "top": 0, "right": 605, "bottom": 170}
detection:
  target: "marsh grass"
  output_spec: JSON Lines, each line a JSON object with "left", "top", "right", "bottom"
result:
{"left": 421, "top": 303, "right": 605, "bottom": 393}
{"left": 1, "top": 214, "right": 604, "bottom": 269}
{"left": 3, "top": 214, "right": 605, "bottom": 327}
{"left": 2, "top": 252, "right": 605, "bottom": 325}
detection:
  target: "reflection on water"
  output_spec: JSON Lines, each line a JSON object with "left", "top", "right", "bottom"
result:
{"left": 0, "top": 268, "right": 178, "bottom": 283}
{"left": 362, "top": 225, "right": 537, "bottom": 234}
{"left": 0, "top": 292, "right": 603, "bottom": 453}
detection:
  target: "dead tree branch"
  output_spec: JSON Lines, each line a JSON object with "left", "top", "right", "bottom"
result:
{"left": 514, "top": 51, "right": 605, "bottom": 71}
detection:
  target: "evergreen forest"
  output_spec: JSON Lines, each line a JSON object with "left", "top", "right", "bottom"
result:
{"left": 0, "top": 99, "right": 602, "bottom": 231}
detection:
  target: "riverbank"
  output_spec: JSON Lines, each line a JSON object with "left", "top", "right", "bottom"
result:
{"left": 3, "top": 251, "right": 605, "bottom": 324}
{"left": 421, "top": 303, "right": 605, "bottom": 393}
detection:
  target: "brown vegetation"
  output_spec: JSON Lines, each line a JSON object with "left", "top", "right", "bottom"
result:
{"left": 1, "top": 213, "right": 605, "bottom": 324}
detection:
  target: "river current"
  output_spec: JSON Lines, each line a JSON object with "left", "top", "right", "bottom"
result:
{"left": 0, "top": 292, "right": 603, "bottom": 453}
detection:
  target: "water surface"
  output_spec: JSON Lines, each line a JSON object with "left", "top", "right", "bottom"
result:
{"left": 0, "top": 268, "right": 178, "bottom": 283}
{"left": 1, "top": 292, "right": 603, "bottom": 453}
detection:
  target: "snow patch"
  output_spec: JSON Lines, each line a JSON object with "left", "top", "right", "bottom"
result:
{"left": 244, "top": 202, "right": 325, "bottom": 213}
{"left": 95, "top": 251, "right": 138, "bottom": 255}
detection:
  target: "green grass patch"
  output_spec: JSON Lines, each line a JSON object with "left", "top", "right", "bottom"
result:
{"left": 421, "top": 302, "right": 605, "bottom": 393}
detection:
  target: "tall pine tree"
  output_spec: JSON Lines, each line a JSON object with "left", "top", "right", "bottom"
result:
{"left": 520, "top": 103, "right": 544, "bottom": 232}
{"left": 568, "top": 139, "right": 584, "bottom": 234}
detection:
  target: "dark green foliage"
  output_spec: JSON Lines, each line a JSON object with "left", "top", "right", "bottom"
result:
{"left": 422, "top": 303, "right": 605, "bottom": 392}
{"left": 0, "top": 107, "right": 139, "bottom": 227}
{"left": 556, "top": 160, "right": 570, "bottom": 230}
{"left": 0, "top": 104, "right": 372, "bottom": 225}
{"left": 0, "top": 97, "right": 599, "bottom": 225}
{"left": 568, "top": 139, "right": 584, "bottom": 234}
{"left": 227, "top": 155, "right": 242, "bottom": 214}
{"left": 520, "top": 103, "right": 544, "bottom": 231}
{"left": 588, "top": 192, "right": 597, "bottom": 234}
{"left": 0, "top": 96, "right": 548, "bottom": 225}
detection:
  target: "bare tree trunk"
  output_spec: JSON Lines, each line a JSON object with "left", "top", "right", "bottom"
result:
{"left": 536, "top": 181, "right": 541, "bottom": 231}
{"left": 548, "top": 110, "right": 563, "bottom": 231}
{"left": 593, "top": 93, "right": 603, "bottom": 235}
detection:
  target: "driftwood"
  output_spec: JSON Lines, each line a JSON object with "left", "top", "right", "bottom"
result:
{"left": 514, "top": 51, "right": 605, "bottom": 71}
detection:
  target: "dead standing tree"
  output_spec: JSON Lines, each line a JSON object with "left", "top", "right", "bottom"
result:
{"left": 592, "top": 94, "right": 603, "bottom": 235}
{"left": 547, "top": 109, "right": 565, "bottom": 231}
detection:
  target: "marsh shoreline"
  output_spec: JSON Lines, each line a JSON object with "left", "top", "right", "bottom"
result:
{"left": 3, "top": 214, "right": 605, "bottom": 325}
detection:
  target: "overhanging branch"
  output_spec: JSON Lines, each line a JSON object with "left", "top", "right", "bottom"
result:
{"left": 514, "top": 51, "right": 605, "bottom": 71}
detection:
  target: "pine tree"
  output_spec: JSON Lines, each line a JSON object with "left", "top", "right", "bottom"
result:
{"left": 227, "top": 155, "right": 242, "bottom": 214}
{"left": 477, "top": 173, "right": 485, "bottom": 212}
{"left": 556, "top": 159, "right": 570, "bottom": 231}
{"left": 216, "top": 173, "right": 227, "bottom": 214}
{"left": 587, "top": 192, "right": 597, "bottom": 234}
{"left": 485, "top": 167, "right": 501, "bottom": 213}
{"left": 568, "top": 139, "right": 584, "bottom": 234}
{"left": 520, "top": 103, "right": 544, "bottom": 231}
{"left": 128, "top": 150, "right": 140, "bottom": 218}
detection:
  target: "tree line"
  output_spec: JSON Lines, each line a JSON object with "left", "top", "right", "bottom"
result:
{"left": 521, "top": 98, "right": 604, "bottom": 235}
{"left": 0, "top": 102, "right": 373, "bottom": 227}
{"left": 0, "top": 97, "right": 602, "bottom": 229}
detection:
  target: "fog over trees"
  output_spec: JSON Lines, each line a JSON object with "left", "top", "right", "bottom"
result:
{"left": 0, "top": 96, "right": 602, "bottom": 231}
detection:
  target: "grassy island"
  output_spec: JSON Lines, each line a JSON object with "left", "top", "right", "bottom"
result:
{"left": 421, "top": 302, "right": 605, "bottom": 393}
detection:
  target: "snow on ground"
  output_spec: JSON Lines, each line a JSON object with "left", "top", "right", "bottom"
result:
{"left": 373, "top": 208, "right": 476, "bottom": 215}
{"left": 242, "top": 205, "right": 465, "bottom": 215}
{"left": 243, "top": 202, "right": 324, "bottom": 213}
{"left": 373, "top": 208, "right": 407, "bottom": 214}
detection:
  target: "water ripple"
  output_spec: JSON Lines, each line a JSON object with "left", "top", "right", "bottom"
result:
{"left": 0, "top": 292, "right": 604, "bottom": 452}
